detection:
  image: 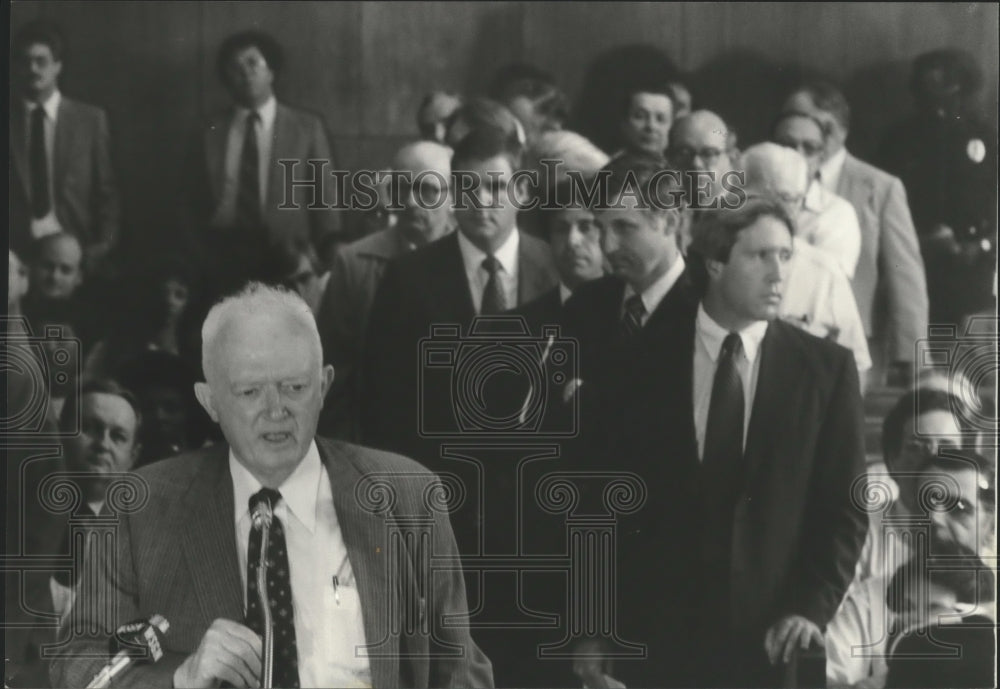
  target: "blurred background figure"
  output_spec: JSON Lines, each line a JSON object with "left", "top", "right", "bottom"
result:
{"left": 881, "top": 49, "right": 997, "bottom": 327}
{"left": 491, "top": 62, "right": 570, "bottom": 149}
{"left": 262, "top": 237, "right": 330, "bottom": 315}
{"left": 318, "top": 140, "right": 454, "bottom": 441}
{"left": 417, "top": 90, "right": 462, "bottom": 143}
{"left": 667, "top": 80, "right": 693, "bottom": 119}
{"left": 668, "top": 110, "right": 740, "bottom": 208}
{"left": 83, "top": 255, "right": 202, "bottom": 378}
{"left": 8, "top": 250, "right": 31, "bottom": 319}
{"left": 117, "top": 350, "right": 214, "bottom": 466}
{"left": 444, "top": 96, "right": 525, "bottom": 148}
{"left": 614, "top": 80, "right": 674, "bottom": 161}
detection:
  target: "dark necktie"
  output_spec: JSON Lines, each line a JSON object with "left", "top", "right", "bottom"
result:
{"left": 236, "top": 111, "right": 261, "bottom": 228}
{"left": 481, "top": 255, "right": 507, "bottom": 314}
{"left": 246, "top": 488, "right": 299, "bottom": 688}
{"left": 621, "top": 294, "right": 646, "bottom": 338}
{"left": 30, "top": 106, "right": 51, "bottom": 218}
{"left": 702, "top": 333, "right": 746, "bottom": 471}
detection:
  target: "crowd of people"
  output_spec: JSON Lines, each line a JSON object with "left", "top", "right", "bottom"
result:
{"left": 5, "top": 18, "right": 997, "bottom": 689}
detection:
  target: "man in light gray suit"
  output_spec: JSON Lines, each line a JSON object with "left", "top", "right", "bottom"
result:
{"left": 10, "top": 21, "right": 120, "bottom": 269}
{"left": 50, "top": 283, "right": 492, "bottom": 688}
{"left": 784, "top": 83, "right": 928, "bottom": 386}
{"left": 317, "top": 141, "right": 454, "bottom": 441}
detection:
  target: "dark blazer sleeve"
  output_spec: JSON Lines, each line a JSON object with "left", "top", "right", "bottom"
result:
{"left": 48, "top": 512, "right": 185, "bottom": 688}
{"left": 90, "top": 108, "right": 120, "bottom": 250}
{"left": 785, "top": 348, "right": 868, "bottom": 628}
{"left": 360, "top": 260, "right": 412, "bottom": 451}
{"left": 878, "top": 177, "right": 928, "bottom": 363}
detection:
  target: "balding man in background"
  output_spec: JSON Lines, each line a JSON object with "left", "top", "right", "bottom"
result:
{"left": 741, "top": 143, "right": 872, "bottom": 387}
{"left": 668, "top": 110, "right": 742, "bottom": 209}
{"left": 783, "top": 83, "right": 927, "bottom": 387}
{"left": 317, "top": 140, "right": 454, "bottom": 441}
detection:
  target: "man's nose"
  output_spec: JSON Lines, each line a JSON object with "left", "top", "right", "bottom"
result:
{"left": 263, "top": 387, "right": 289, "bottom": 418}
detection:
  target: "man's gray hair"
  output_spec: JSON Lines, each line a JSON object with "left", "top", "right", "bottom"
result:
{"left": 200, "top": 282, "right": 321, "bottom": 379}
{"left": 740, "top": 142, "right": 809, "bottom": 195}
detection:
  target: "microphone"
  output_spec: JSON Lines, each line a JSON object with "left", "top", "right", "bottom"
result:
{"left": 85, "top": 614, "right": 170, "bottom": 689}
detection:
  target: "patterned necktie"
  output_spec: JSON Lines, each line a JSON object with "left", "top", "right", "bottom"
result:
{"left": 702, "top": 333, "right": 746, "bottom": 471}
{"left": 621, "top": 294, "right": 646, "bottom": 337}
{"left": 30, "top": 106, "right": 51, "bottom": 218}
{"left": 246, "top": 488, "right": 299, "bottom": 688}
{"left": 236, "top": 110, "right": 261, "bottom": 228}
{"left": 481, "top": 255, "right": 507, "bottom": 314}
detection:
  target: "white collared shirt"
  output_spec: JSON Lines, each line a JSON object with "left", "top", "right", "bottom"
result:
{"left": 230, "top": 443, "right": 372, "bottom": 688}
{"left": 25, "top": 90, "right": 63, "bottom": 238}
{"left": 818, "top": 146, "right": 847, "bottom": 194}
{"left": 692, "top": 303, "right": 768, "bottom": 460}
{"left": 781, "top": 239, "right": 872, "bottom": 374}
{"left": 558, "top": 283, "right": 573, "bottom": 305}
{"left": 797, "top": 179, "right": 862, "bottom": 279}
{"left": 621, "top": 256, "right": 686, "bottom": 326}
{"left": 213, "top": 95, "right": 278, "bottom": 227}
{"left": 457, "top": 227, "right": 520, "bottom": 313}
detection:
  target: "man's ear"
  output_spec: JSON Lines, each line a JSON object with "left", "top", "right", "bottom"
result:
{"left": 320, "top": 364, "right": 335, "bottom": 400}
{"left": 194, "top": 382, "right": 219, "bottom": 423}
{"left": 706, "top": 257, "right": 725, "bottom": 281}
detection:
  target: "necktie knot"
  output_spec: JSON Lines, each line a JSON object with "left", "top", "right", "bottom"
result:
{"left": 720, "top": 332, "right": 743, "bottom": 361}
{"left": 482, "top": 254, "right": 502, "bottom": 275}
{"left": 249, "top": 487, "right": 282, "bottom": 514}
{"left": 625, "top": 294, "right": 646, "bottom": 320}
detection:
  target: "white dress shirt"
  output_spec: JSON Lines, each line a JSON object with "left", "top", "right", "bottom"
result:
{"left": 818, "top": 146, "right": 848, "bottom": 194}
{"left": 48, "top": 499, "right": 106, "bottom": 624}
{"left": 781, "top": 239, "right": 872, "bottom": 374}
{"left": 692, "top": 304, "right": 768, "bottom": 460}
{"left": 25, "top": 90, "right": 63, "bottom": 239}
{"left": 620, "top": 256, "right": 686, "bottom": 326}
{"left": 457, "top": 227, "right": 520, "bottom": 313}
{"left": 798, "top": 179, "right": 862, "bottom": 279}
{"left": 231, "top": 443, "right": 372, "bottom": 688}
{"left": 213, "top": 95, "right": 277, "bottom": 228}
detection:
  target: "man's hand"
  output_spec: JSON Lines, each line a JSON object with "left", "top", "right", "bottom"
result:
{"left": 764, "top": 615, "right": 823, "bottom": 666}
{"left": 572, "top": 638, "right": 625, "bottom": 689}
{"left": 173, "top": 619, "right": 261, "bottom": 688}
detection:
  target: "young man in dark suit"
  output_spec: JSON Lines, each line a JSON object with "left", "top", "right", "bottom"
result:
{"left": 361, "top": 126, "right": 557, "bottom": 463}
{"left": 586, "top": 196, "right": 868, "bottom": 687}
{"left": 10, "top": 21, "right": 120, "bottom": 271}
{"left": 183, "top": 31, "right": 340, "bottom": 290}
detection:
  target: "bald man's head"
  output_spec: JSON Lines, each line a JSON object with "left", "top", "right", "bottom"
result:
{"left": 740, "top": 143, "right": 809, "bottom": 221}
{"left": 669, "top": 110, "right": 738, "bottom": 203}
{"left": 392, "top": 140, "right": 454, "bottom": 246}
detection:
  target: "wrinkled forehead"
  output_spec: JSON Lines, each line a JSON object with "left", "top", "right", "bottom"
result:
{"left": 39, "top": 236, "right": 83, "bottom": 264}
{"left": 394, "top": 143, "right": 452, "bottom": 178}
{"left": 208, "top": 309, "right": 321, "bottom": 377}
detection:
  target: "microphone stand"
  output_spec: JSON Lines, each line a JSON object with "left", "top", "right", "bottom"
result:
{"left": 251, "top": 501, "right": 275, "bottom": 689}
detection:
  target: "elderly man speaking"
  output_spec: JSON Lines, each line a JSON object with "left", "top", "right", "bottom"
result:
{"left": 51, "top": 282, "right": 492, "bottom": 689}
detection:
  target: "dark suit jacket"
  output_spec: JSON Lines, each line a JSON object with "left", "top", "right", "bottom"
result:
{"left": 360, "top": 230, "right": 558, "bottom": 463}
{"left": 601, "top": 305, "right": 867, "bottom": 686}
{"left": 48, "top": 438, "right": 493, "bottom": 689}
{"left": 10, "top": 97, "right": 120, "bottom": 255}
{"left": 836, "top": 153, "right": 928, "bottom": 362}
{"left": 183, "top": 102, "right": 341, "bottom": 258}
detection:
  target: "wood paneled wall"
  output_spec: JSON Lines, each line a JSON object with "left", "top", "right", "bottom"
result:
{"left": 11, "top": 1, "right": 998, "bottom": 252}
